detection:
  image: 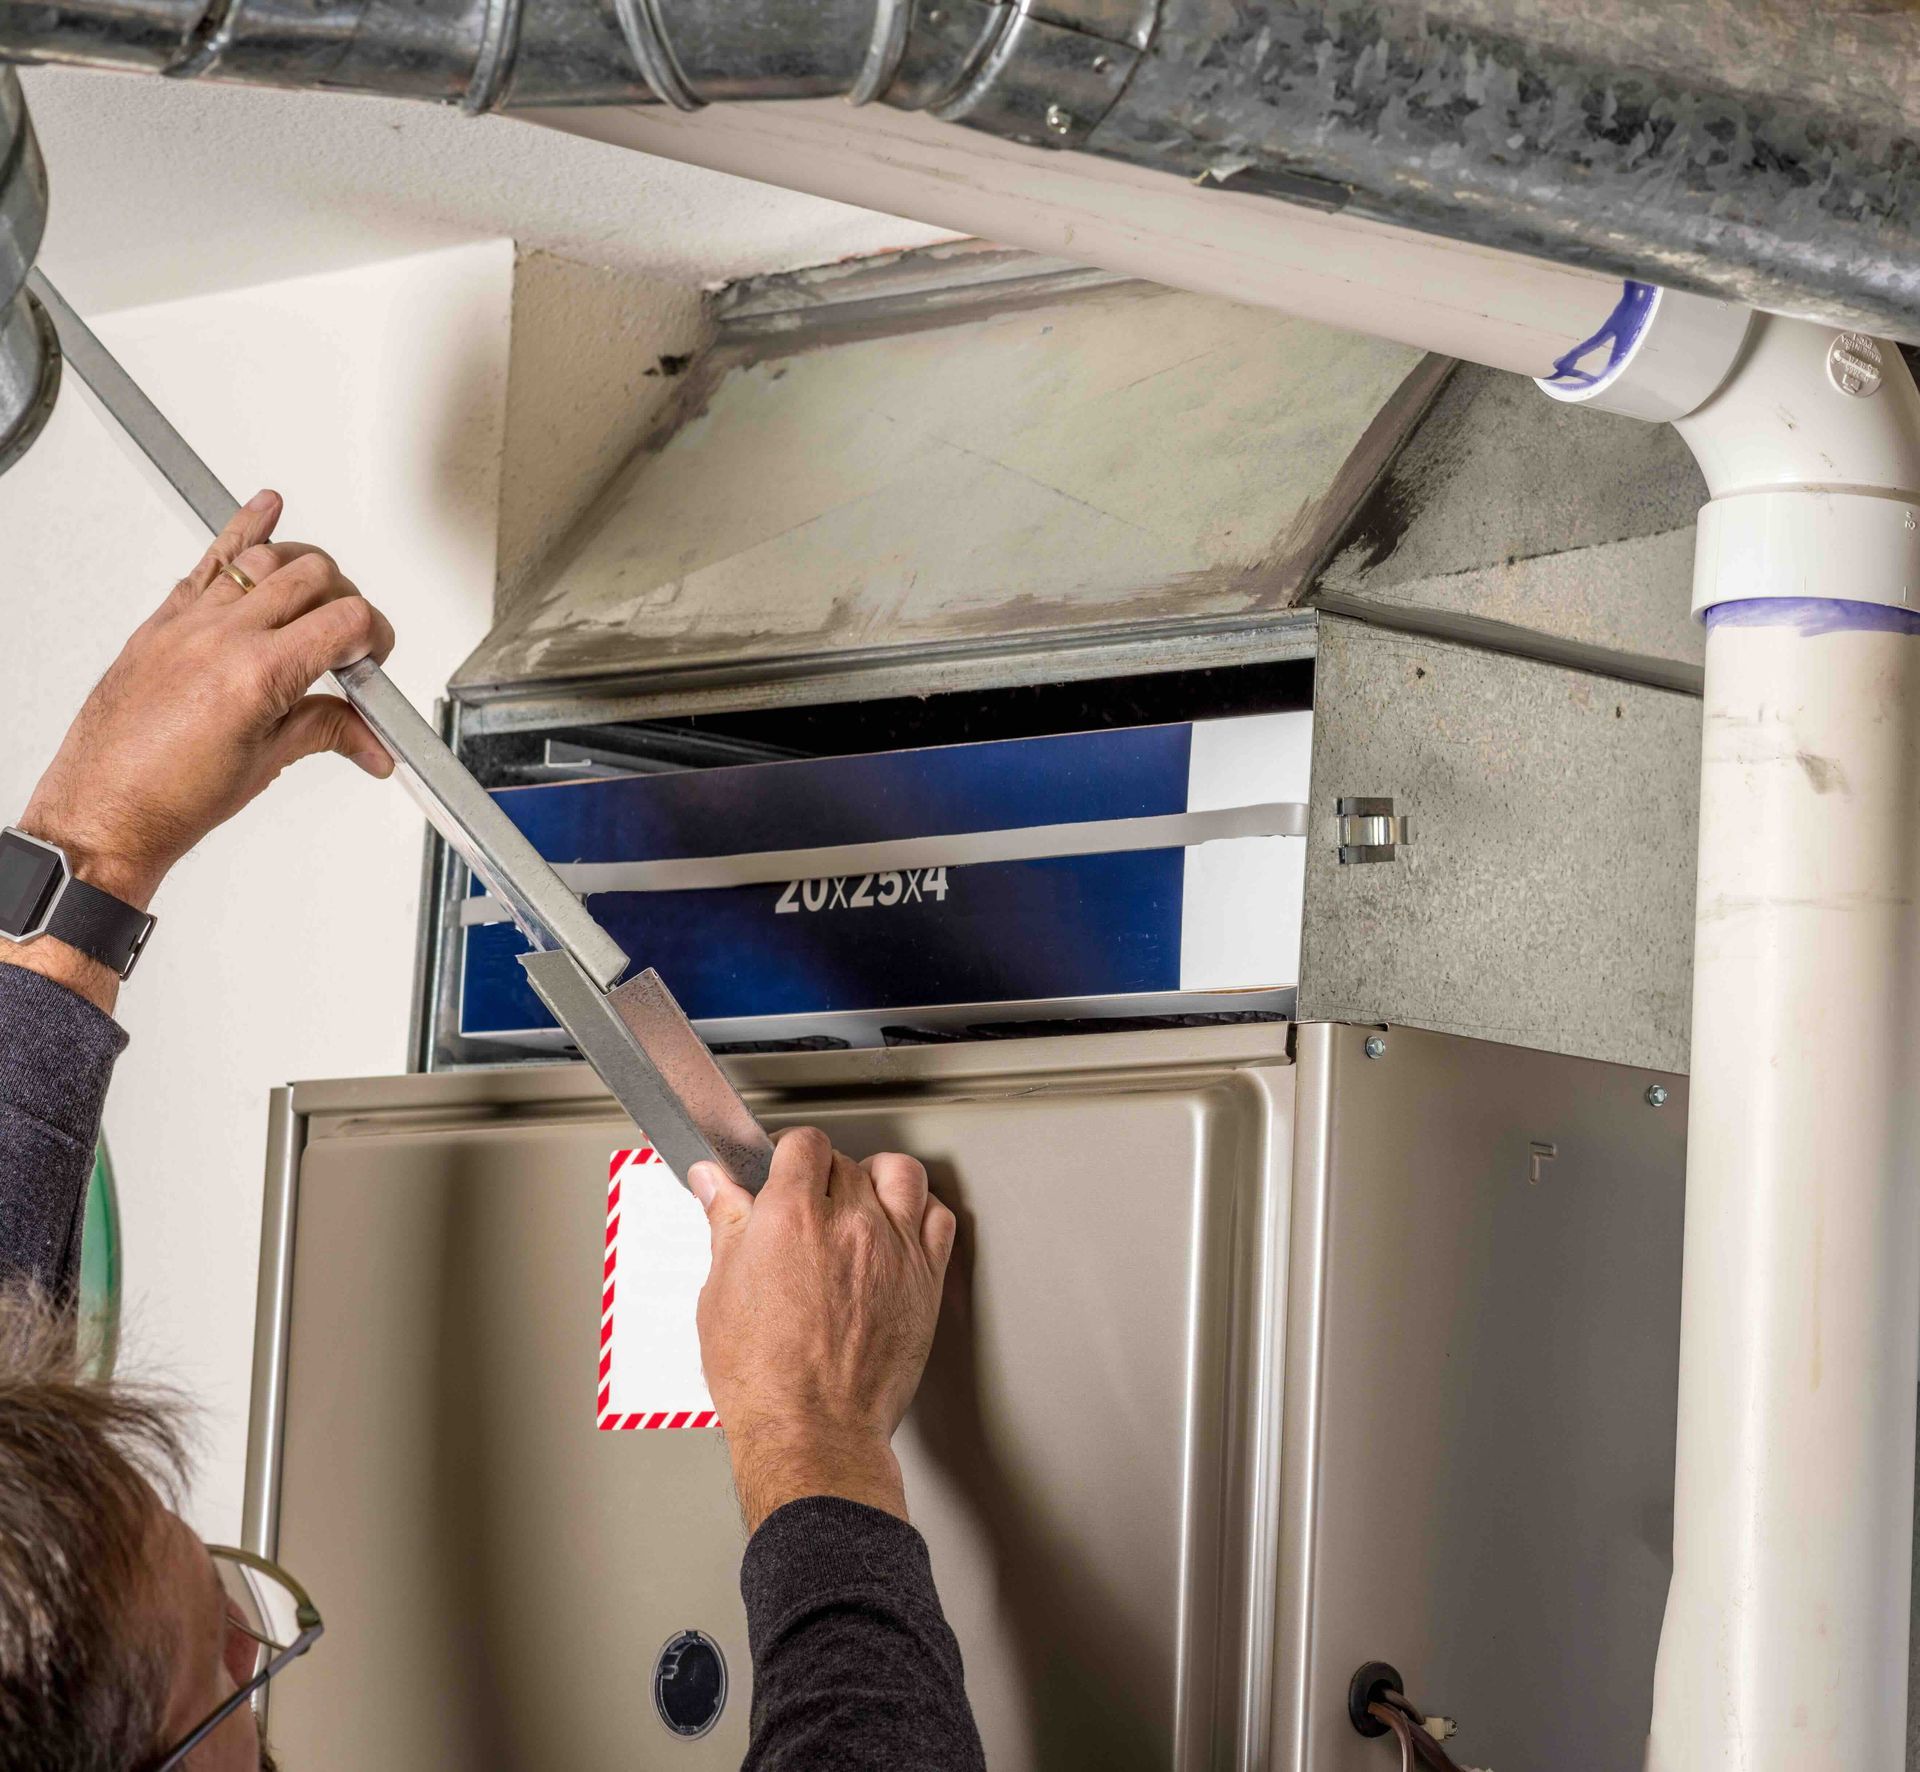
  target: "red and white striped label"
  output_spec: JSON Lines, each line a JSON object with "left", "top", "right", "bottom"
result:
{"left": 599, "top": 1147, "right": 718, "bottom": 1431}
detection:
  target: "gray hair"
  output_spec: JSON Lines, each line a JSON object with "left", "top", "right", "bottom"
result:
{"left": 0, "top": 1287, "right": 185, "bottom": 1771}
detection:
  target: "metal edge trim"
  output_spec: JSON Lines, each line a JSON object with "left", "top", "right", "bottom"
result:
{"left": 712, "top": 241, "right": 1125, "bottom": 322}
{"left": 288, "top": 1017, "right": 1298, "bottom": 1118}
{"left": 408, "top": 696, "right": 460, "bottom": 1073}
{"left": 1168, "top": 1076, "right": 1217, "bottom": 1767}
{"left": 452, "top": 983, "right": 1295, "bottom": 1056}
{"left": 1273, "top": 1020, "right": 1339, "bottom": 1769}
{"left": 1235, "top": 1058, "right": 1295, "bottom": 1767}
{"left": 404, "top": 715, "right": 446, "bottom": 1073}
{"left": 1163, "top": 1061, "right": 1297, "bottom": 1771}
{"left": 242, "top": 1085, "right": 305, "bottom": 1564}
{"left": 450, "top": 610, "right": 1322, "bottom": 736}
{"left": 1305, "top": 588, "right": 1705, "bottom": 698}
{"left": 717, "top": 264, "right": 1139, "bottom": 345}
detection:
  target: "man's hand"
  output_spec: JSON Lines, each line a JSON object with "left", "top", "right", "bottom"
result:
{"left": 3, "top": 490, "right": 395, "bottom": 1012}
{"left": 691, "top": 1127, "right": 957, "bottom": 1534}
{"left": 21, "top": 490, "right": 395, "bottom": 911}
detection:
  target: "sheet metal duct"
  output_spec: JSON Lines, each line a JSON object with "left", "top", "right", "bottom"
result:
{"left": 0, "top": 69, "right": 57, "bottom": 475}
{"left": 0, "top": 0, "right": 1914, "bottom": 340}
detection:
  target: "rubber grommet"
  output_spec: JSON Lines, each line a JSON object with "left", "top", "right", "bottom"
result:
{"left": 1348, "top": 1660, "right": 1404, "bottom": 1738}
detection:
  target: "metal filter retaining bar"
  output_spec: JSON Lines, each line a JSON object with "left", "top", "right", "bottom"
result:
{"left": 29, "top": 269, "right": 775, "bottom": 1191}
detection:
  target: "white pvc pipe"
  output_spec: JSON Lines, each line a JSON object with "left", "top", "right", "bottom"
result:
{"left": 531, "top": 98, "right": 1640, "bottom": 379}
{"left": 1647, "top": 603, "right": 1920, "bottom": 1772}
{"left": 1633, "top": 323, "right": 1920, "bottom": 1772}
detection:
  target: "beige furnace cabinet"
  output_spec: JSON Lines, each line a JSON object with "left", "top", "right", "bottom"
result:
{"left": 248, "top": 248, "right": 1707, "bottom": 1771}
{"left": 245, "top": 1019, "right": 1685, "bottom": 1771}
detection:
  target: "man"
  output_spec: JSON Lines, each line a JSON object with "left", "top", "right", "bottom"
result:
{"left": 0, "top": 493, "right": 987, "bottom": 1770}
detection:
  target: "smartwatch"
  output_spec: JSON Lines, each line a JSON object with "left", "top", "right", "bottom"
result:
{"left": 0, "top": 827, "right": 157, "bottom": 980}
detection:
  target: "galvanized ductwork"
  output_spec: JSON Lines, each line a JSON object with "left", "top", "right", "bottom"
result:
{"left": 0, "top": 69, "right": 57, "bottom": 475}
{"left": 0, "top": 0, "right": 1146, "bottom": 134}
{"left": 0, "top": 0, "right": 1916, "bottom": 338}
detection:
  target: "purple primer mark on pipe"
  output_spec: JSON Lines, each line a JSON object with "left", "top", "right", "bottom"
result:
{"left": 1541, "top": 280, "right": 1657, "bottom": 391}
{"left": 1705, "top": 597, "right": 1920, "bottom": 637}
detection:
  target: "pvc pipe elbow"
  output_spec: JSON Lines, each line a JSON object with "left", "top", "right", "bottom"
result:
{"left": 1674, "top": 317, "right": 1920, "bottom": 499}
{"left": 1541, "top": 286, "right": 1920, "bottom": 621}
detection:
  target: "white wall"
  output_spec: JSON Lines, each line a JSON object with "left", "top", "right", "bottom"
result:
{"left": 496, "top": 249, "right": 712, "bottom": 613}
{"left": 0, "top": 238, "right": 515, "bottom": 1536}
{"left": 23, "top": 66, "right": 954, "bottom": 313}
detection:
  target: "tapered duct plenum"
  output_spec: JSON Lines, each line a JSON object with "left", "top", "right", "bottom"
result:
{"left": 0, "top": 69, "right": 56, "bottom": 476}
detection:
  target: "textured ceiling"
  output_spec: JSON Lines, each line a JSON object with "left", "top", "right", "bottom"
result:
{"left": 21, "top": 67, "right": 955, "bottom": 312}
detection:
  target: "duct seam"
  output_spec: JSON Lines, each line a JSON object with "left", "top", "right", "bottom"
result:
{"left": 849, "top": 0, "right": 913, "bottom": 106}
{"left": 930, "top": 3, "right": 1143, "bottom": 148}
{"left": 464, "top": 0, "right": 524, "bottom": 112}
{"left": 162, "top": 0, "right": 241, "bottom": 79}
{"left": 611, "top": 0, "right": 702, "bottom": 109}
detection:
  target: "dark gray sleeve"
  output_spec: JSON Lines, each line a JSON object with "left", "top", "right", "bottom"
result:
{"left": 740, "top": 1496, "right": 987, "bottom": 1771}
{"left": 0, "top": 965, "right": 127, "bottom": 1301}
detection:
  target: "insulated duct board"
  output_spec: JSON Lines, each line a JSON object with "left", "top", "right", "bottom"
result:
{"left": 453, "top": 271, "right": 1435, "bottom": 725}
{"left": 1298, "top": 616, "right": 1701, "bottom": 1074}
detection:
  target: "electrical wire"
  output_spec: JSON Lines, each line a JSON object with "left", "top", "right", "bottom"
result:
{"left": 1367, "top": 1700, "right": 1421, "bottom": 1772}
{"left": 1366, "top": 1688, "right": 1490, "bottom": 1772}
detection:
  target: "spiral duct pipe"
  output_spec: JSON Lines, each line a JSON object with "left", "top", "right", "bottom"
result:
{"left": 0, "top": 69, "right": 58, "bottom": 476}
{"left": 0, "top": 0, "right": 1912, "bottom": 342}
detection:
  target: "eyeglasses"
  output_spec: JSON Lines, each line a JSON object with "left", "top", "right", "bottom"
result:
{"left": 150, "top": 1547, "right": 323, "bottom": 1772}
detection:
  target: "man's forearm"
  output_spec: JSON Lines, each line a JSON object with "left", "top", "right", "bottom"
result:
{"left": 0, "top": 964, "right": 126, "bottom": 1300}
{"left": 741, "top": 1497, "right": 988, "bottom": 1772}
{"left": 729, "top": 1422, "right": 908, "bottom": 1535}
{"left": 0, "top": 938, "right": 125, "bottom": 1019}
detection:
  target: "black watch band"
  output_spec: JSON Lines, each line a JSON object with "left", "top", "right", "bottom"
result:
{"left": 49, "top": 874, "right": 157, "bottom": 979}
{"left": 0, "top": 827, "right": 157, "bottom": 980}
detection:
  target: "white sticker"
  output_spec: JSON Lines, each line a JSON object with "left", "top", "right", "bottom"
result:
{"left": 599, "top": 1147, "right": 718, "bottom": 1431}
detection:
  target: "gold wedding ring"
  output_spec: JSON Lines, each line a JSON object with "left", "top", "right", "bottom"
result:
{"left": 219, "top": 563, "right": 257, "bottom": 593}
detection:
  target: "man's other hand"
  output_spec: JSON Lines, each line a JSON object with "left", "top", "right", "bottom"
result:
{"left": 690, "top": 1127, "right": 957, "bottom": 1533}
{"left": 20, "top": 489, "right": 395, "bottom": 912}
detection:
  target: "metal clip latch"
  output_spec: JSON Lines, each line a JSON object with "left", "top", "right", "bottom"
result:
{"left": 1337, "top": 797, "right": 1409, "bottom": 864}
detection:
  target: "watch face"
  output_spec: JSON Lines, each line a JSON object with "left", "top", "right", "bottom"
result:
{"left": 0, "top": 831, "right": 65, "bottom": 938}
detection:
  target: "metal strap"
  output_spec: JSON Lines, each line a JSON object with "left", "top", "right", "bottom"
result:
{"left": 462, "top": 799, "right": 1307, "bottom": 925}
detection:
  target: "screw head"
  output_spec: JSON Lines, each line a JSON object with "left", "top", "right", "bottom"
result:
{"left": 1044, "top": 103, "right": 1074, "bottom": 136}
{"left": 1646, "top": 1083, "right": 1669, "bottom": 1108}
{"left": 1363, "top": 1036, "right": 1387, "bottom": 1060}
{"left": 1091, "top": 52, "right": 1113, "bottom": 72}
